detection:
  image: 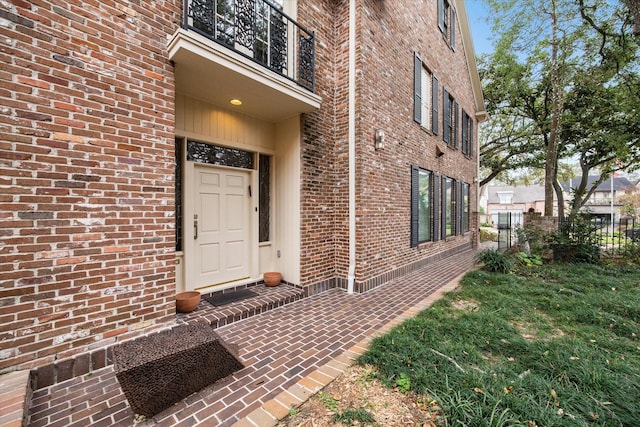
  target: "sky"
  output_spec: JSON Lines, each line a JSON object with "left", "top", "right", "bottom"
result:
{"left": 465, "top": 0, "right": 494, "bottom": 56}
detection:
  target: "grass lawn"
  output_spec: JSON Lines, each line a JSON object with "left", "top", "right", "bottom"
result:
{"left": 359, "top": 264, "right": 640, "bottom": 426}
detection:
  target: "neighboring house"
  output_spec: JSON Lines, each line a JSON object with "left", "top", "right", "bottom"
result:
{"left": 485, "top": 185, "right": 547, "bottom": 226}
{"left": 0, "top": 0, "right": 486, "bottom": 374}
{"left": 562, "top": 175, "right": 637, "bottom": 220}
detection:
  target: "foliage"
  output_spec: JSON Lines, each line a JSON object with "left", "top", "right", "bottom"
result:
{"left": 480, "top": 227, "right": 498, "bottom": 242}
{"left": 395, "top": 372, "right": 411, "bottom": 393}
{"left": 476, "top": 249, "right": 514, "bottom": 273}
{"left": 520, "top": 223, "right": 551, "bottom": 257}
{"left": 332, "top": 408, "right": 376, "bottom": 426}
{"left": 514, "top": 251, "right": 543, "bottom": 267}
{"left": 478, "top": 0, "right": 640, "bottom": 217}
{"left": 619, "top": 192, "right": 640, "bottom": 220}
{"left": 318, "top": 391, "right": 339, "bottom": 411}
{"left": 359, "top": 264, "right": 640, "bottom": 426}
{"left": 551, "top": 214, "right": 600, "bottom": 263}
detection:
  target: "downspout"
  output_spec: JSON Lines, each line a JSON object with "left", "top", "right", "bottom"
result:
{"left": 347, "top": 0, "right": 356, "bottom": 294}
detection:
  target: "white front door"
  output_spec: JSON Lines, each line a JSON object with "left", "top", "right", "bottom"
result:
{"left": 194, "top": 165, "right": 251, "bottom": 287}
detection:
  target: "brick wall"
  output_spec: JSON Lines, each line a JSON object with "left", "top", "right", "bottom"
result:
{"left": 0, "top": 0, "right": 179, "bottom": 372}
{"left": 298, "top": 0, "right": 480, "bottom": 289}
{"left": 299, "top": 0, "right": 348, "bottom": 287}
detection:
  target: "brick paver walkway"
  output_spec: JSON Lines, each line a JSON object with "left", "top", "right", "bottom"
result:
{"left": 28, "top": 250, "right": 477, "bottom": 427}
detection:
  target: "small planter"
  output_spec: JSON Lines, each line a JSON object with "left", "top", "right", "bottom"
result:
{"left": 263, "top": 272, "right": 282, "bottom": 287}
{"left": 175, "top": 291, "right": 201, "bottom": 313}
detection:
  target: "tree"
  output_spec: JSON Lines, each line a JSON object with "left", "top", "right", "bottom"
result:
{"left": 619, "top": 192, "right": 640, "bottom": 220}
{"left": 479, "top": 0, "right": 640, "bottom": 217}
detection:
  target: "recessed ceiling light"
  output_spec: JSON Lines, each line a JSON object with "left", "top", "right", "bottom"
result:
{"left": 230, "top": 99, "right": 242, "bottom": 106}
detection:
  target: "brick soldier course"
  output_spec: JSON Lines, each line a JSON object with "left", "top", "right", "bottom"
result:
{"left": 27, "top": 250, "right": 476, "bottom": 426}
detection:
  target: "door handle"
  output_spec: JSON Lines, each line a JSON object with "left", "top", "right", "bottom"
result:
{"left": 194, "top": 214, "right": 198, "bottom": 240}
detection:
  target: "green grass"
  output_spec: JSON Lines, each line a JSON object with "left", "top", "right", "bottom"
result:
{"left": 358, "top": 264, "right": 640, "bottom": 426}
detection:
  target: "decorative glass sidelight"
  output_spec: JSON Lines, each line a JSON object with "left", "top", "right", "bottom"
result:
{"left": 258, "top": 154, "right": 271, "bottom": 242}
{"left": 186, "top": 140, "right": 254, "bottom": 169}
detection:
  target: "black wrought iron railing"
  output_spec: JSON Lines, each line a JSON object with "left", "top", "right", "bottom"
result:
{"left": 184, "top": 0, "right": 315, "bottom": 92}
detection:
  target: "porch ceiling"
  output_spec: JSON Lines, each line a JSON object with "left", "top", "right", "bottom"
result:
{"left": 168, "top": 29, "right": 321, "bottom": 123}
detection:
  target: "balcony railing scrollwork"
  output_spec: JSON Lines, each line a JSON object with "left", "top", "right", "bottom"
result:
{"left": 184, "top": 0, "right": 315, "bottom": 92}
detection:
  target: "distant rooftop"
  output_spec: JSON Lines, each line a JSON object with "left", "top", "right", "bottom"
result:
{"left": 487, "top": 185, "right": 545, "bottom": 204}
{"left": 561, "top": 175, "right": 635, "bottom": 192}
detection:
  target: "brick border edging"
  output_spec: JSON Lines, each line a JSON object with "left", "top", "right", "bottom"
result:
{"left": 0, "top": 369, "right": 32, "bottom": 427}
{"left": 306, "top": 242, "right": 473, "bottom": 296}
{"left": 234, "top": 268, "right": 473, "bottom": 426}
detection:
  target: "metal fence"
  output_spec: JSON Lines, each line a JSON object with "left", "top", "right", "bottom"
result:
{"left": 497, "top": 212, "right": 522, "bottom": 251}
{"left": 496, "top": 213, "right": 640, "bottom": 255}
{"left": 558, "top": 216, "right": 640, "bottom": 254}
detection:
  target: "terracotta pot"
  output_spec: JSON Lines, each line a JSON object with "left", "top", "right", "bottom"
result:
{"left": 175, "top": 291, "right": 201, "bottom": 313}
{"left": 263, "top": 272, "right": 282, "bottom": 287}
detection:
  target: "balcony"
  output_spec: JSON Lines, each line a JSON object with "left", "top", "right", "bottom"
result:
{"left": 168, "top": 0, "right": 320, "bottom": 122}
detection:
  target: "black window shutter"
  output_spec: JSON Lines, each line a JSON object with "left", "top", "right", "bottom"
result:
{"left": 414, "top": 53, "right": 422, "bottom": 124}
{"left": 469, "top": 117, "right": 474, "bottom": 159}
{"left": 461, "top": 110, "right": 468, "bottom": 155}
{"left": 457, "top": 181, "right": 463, "bottom": 235}
{"left": 433, "top": 173, "right": 440, "bottom": 241}
{"left": 453, "top": 100, "right": 459, "bottom": 149}
{"left": 441, "top": 176, "right": 447, "bottom": 240}
{"left": 450, "top": 7, "right": 456, "bottom": 50}
{"left": 437, "top": 0, "right": 445, "bottom": 33}
{"left": 442, "top": 89, "right": 450, "bottom": 144}
{"left": 432, "top": 75, "right": 439, "bottom": 134}
{"left": 410, "top": 166, "right": 419, "bottom": 247}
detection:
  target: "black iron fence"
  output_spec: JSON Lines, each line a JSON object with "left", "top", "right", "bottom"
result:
{"left": 184, "top": 0, "right": 315, "bottom": 91}
{"left": 495, "top": 212, "right": 640, "bottom": 256}
{"left": 558, "top": 216, "right": 640, "bottom": 254}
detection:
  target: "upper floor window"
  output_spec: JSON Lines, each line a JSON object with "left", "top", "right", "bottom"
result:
{"left": 438, "top": 0, "right": 456, "bottom": 49}
{"left": 498, "top": 191, "right": 514, "bottom": 205}
{"left": 414, "top": 53, "right": 439, "bottom": 134}
{"left": 461, "top": 110, "right": 474, "bottom": 159}
{"left": 442, "top": 88, "right": 458, "bottom": 148}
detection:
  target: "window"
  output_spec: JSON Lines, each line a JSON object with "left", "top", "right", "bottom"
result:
{"left": 442, "top": 176, "right": 455, "bottom": 238}
{"left": 461, "top": 110, "right": 474, "bottom": 158}
{"left": 259, "top": 154, "right": 271, "bottom": 242}
{"left": 498, "top": 191, "right": 514, "bottom": 204}
{"left": 186, "top": 140, "right": 254, "bottom": 169}
{"left": 414, "top": 53, "right": 439, "bottom": 134}
{"left": 411, "top": 166, "right": 432, "bottom": 246}
{"left": 175, "top": 138, "right": 183, "bottom": 252}
{"left": 442, "top": 89, "right": 457, "bottom": 147}
{"left": 420, "top": 66, "right": 431, "bottom": 130}
{"left": 463, "top": 183, "right": 470, "bottom": 233}
{"left": 438, "top": 0, "right": 456, "bottom": 49}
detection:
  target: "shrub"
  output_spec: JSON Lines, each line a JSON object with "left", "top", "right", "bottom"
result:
{"left": 480, "top": 228, "right": 498, "bottom": 242}
{"left": 551, "top": 214, "right": 600, "bottom": 263}
{"left": 476, "top": 249, "right": 514, "bottom": 273}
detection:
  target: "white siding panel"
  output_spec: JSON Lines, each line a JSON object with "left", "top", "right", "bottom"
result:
{"left": 175, "top": 93, "right": 275, "bottom": 151}
{"left": 273, "top": 116, "right": 301, "bottom": 284}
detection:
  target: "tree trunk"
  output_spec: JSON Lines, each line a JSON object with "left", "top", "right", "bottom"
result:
{"left": 622, "top": 0, "right": 640, "bottom": 36}
{"left": 545, "top": 0, "right": 563, "bottom": 217}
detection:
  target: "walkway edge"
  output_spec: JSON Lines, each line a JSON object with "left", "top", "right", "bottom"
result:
{"left": 233, "top": 269, "right": 471, "bottom": 427}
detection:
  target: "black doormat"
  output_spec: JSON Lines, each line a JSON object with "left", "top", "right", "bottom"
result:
{"left": 203, "top": 289, "right": 259, "bottom": 306}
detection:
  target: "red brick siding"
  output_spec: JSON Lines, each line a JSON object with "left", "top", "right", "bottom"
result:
{"left": 298, "top": 0, "right": 349, "bottom": 287}
{"left": 0, "top": 0, "right": 179, "bottom": 372}
{"left": 297, "top": 0, "right": 480, "bottom": 288}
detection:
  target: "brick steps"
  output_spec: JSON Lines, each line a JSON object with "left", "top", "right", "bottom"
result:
{"left": 177, "top": 283, "right": 307, "bottom": 329}
{"left": 0, "top": 370, "right": 31, "bottom": 427}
